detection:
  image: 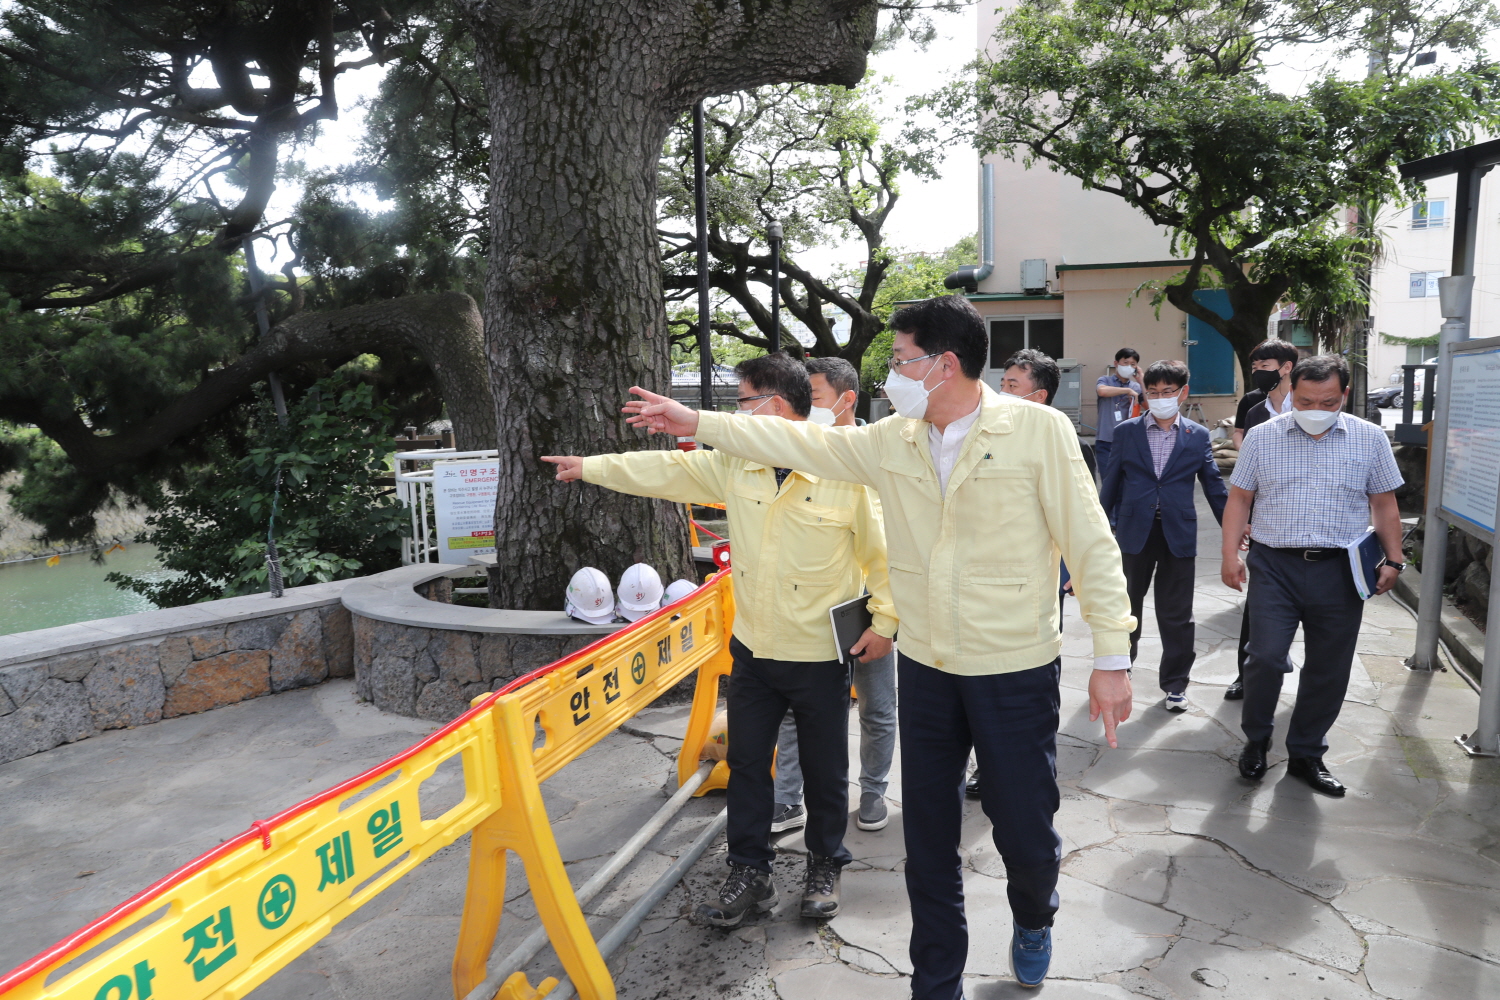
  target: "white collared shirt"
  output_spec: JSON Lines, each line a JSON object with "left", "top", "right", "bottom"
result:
{"left": 926, "top": 399, "right": 1128, "bottom": 671}
{"left": 927, "top": 402, "right": 983, "bottom": 496}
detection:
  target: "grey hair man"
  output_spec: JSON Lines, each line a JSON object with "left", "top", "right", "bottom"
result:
{"left": 772, "top": 355, "right": 898, "bottom": 835}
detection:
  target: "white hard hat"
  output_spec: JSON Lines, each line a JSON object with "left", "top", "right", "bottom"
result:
{"left": 616, "top": 563, "right": 664, "bottom": 621}
{"left": 663, "top": 579, "right": 698, "bottom": 605}
{"left": 565, "top": 567, "right": 616, "bottom": 625}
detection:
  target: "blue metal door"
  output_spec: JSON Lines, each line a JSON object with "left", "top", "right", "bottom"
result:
{"left": 1186, "top": 290, "right": 1237, "bottom": 395}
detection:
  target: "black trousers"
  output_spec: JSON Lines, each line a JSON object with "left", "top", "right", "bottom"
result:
{"left": 900, "top": 655, "right": 1061, "bottom": 1000}
{"left": 1241, "top": 544, "right": 1364, "bottom": 758}
{"left": 1121, "top": 517, "right": 1197, "bottom": 694}
{"left": 724, "top": 637, "right": 852, "bottom": 872}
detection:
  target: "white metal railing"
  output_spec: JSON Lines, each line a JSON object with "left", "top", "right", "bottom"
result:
{"left": 394, "top": 449, "right": 500, "bottom": 564}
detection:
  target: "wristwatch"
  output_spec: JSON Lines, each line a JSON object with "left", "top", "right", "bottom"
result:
{"left": 1382, "top": 559, "right": 1406, "bottom": 573}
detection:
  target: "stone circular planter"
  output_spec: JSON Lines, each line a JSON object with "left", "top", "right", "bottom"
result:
{"left": 341, "top": 564, "right": 622, "bottom": 722}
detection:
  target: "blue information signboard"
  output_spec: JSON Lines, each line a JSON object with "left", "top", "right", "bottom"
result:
{"left": 1186, "top": 290, "right": 1238, "bottom": 395}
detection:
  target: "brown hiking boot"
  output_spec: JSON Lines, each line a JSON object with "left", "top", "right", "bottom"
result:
{"left": 800, "top": 854, "right": 842, "bottom": 919}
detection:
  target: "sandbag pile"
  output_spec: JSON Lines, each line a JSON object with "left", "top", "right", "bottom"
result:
{"left": 1211, "top": 418, "right": 1238, "bottom": 473}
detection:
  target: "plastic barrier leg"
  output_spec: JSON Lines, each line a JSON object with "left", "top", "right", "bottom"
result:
{"left": 676, "top": 644, "right": 734, "bottom": 796}
{"left": 496, "top": 971, "right": 560, "bottom": 1000}
{"left": 452, "top": 700, "right": 614, "bottom": 1000}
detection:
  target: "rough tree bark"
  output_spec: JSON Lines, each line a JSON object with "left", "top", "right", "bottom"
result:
{"left": 463, "top": 0, "right": 879, "bottom": 609}
{"left": 21, "top": 292, "right": 494, "bottom": 472}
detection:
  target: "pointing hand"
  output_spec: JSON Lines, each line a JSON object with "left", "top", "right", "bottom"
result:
{"left": 541, "top": 456, "right": 584, "bottom": 481}
{"left": 623, "top": 386, "right": 701, "bottom": 437}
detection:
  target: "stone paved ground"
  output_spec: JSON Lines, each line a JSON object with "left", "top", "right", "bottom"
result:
{"left": 3, "top": 502, "right": 1499, "bottom": 999}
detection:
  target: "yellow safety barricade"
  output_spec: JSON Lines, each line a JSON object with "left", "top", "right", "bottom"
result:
{"left": 0, "top": 571, "right": 738, "bottom": 1000}
{"left": 451, "top": 571, "right": 736, "bottom": 998}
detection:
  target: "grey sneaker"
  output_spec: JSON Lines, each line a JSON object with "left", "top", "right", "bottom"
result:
{"left": 695, "top": 862, "right": 777, "bottom": 927}
{"left": 770, "top": 802, "right": 806, "bottom": 833}
{"left": 856, "top": 791, "right": 888, "bottom": 831}
{"left": 800, "top": 854, "right": 842, "bottom": 919}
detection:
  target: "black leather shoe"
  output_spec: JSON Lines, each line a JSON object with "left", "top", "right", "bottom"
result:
{"left": 1224, "top": 679, "right": 1244, "bottom": 701}
{"left": 965, "top": 769, "right": 981, "bottom": 799}
{"left": 1238, "top": 737, "right": 1271, "bottom": 780}
{"left": 1287, "top": 756, "right": 1346, "bottom": 797}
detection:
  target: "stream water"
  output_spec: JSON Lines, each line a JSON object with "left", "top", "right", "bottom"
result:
{"left": 0, "top": 545, "right": 176, "bottom": 637}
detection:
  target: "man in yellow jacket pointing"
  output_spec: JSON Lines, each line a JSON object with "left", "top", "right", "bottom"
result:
{"left": 621, "top": 296, "right": 1136, "bottom": 996}
{"left": 542, "top": 353, "right": 896, "bottom": 929}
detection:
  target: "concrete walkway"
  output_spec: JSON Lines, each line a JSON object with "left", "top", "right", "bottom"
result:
{"left": 3, "top": 501, "right": 1498, "bottom": 999}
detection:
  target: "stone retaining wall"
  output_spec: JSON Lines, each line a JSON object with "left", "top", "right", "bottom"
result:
{"left": 341, "top": 563, "right": 618, "bottom": 722}
{"left": 352, "top": 617, "right": 595, "bottom": 721}
{"left": 0, "top": 581, "right": 357, "bottom": 765}
{"left": 2, "top": 562, "right": 624, "bottom": 762}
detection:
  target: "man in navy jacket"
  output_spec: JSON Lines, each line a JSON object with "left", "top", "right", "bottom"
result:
{"left": 1100, "top": 360, "right": 1228, "bottom": 710}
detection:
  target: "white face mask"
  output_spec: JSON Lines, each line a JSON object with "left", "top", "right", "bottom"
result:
{"left": 735, "top": 396, "right": 774, "bottom": 418}
{"left": 1147, "top": 397, "right": 1180, "bottom": 420}
{"left": 1292, "top": 408, "right": 1339, "bottom": 435}
{"left": 1116, "top": 365, "right": 1136, "bottom": 379}
{"left": 884, "top": 362, "right": 940, "bottom": 420}
{"left": 809, "top": 397, "right": 852, "bottom": 425}
{"left": 1002, "top": 390, "right": 1043, "bottom": 403}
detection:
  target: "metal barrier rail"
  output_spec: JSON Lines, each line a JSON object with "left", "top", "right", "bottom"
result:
{"left": 0, "top": 571, "right": 737, "bottom": 1000}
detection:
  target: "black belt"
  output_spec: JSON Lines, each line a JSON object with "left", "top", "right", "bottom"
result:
{"left": 1262, "top": 545, "right": 1343, "bottom": 562}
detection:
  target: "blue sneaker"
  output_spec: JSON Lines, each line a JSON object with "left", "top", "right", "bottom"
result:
{"left": 1010, "top": 925, "right": 1052, "bottom": 987}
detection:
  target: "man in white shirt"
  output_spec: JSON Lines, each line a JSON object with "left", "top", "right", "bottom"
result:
{"left": 619, "top": 295, "right": 1136, "bottom": 995}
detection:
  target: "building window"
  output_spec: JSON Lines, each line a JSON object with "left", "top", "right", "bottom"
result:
{"left": 1409, "top": 271, "right": 1444, "bottom": 297}
{"left": 1405, "top": 345, "right": 1430, "bottom": 366}
{"left": 988, "top": 317, "right": 1064, "bottom": 369}
{"left": 1410, "top": 200, "right": 1446, "bottom": 229}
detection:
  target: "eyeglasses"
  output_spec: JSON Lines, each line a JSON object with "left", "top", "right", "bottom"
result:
{"left": 1143, "top": 388, "right": 1184, "bottom": 399}
{"left": 735, "top": 393, "right": 777, "bottom": 406}
{"left": 888, "top": 352, "right": 939, "bottom": 374}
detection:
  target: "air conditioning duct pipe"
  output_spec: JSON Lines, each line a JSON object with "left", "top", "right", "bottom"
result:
{"left": 944, "top": 161, "right": 994, "bottom": 293}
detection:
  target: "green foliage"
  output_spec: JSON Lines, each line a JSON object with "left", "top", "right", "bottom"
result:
{"left": 108, "top": 378, "right": 406, "bottom": 607}
{"left": 0, "top": 2, "right": 461, "bottom": 544}
{"left": 667, "top": 309, "right": 770, "bottom": 370}
{"left": 1380, "top": 331, "right": 1440, "bottom": 346}
{"left": 932, "top": 0, "right": 1500, "bottom": 368}
{"left": 658, "top": 75, "right": 942, "bottom": 364}
{"left": 0, "top": 420, "right": 53, "bottom": 477}
{"left": 854, "top": 235, "right": 978, "bottom": 390}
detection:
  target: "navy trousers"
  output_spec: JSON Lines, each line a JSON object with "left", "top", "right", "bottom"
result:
{"left": 1093, "top": 439, "right": 1113, "bottom": 486}
{"left": 900, "top": 654, "right": 1062, "bottom": 1000}
{"left": 724, "top": 637, "right": 852, "bottom": 872}
{"left": 1241, "top": 544, "right": 1364, "bottom": 758}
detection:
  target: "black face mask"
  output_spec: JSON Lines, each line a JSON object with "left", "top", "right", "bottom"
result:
{"left": 1251, "top": 369, "right": 1283, "bottom": 393}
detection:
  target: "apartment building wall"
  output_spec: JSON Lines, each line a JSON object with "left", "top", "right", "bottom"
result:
{"left": 968, "top": 1, "right": 1240, "bottom": 430}
{"left": 1368, "top": 173, "right": 1500, "bottom": 387}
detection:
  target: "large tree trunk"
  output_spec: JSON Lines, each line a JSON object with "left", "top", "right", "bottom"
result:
{"left": 465, "top": 0, "right": 878, "bottom": 609}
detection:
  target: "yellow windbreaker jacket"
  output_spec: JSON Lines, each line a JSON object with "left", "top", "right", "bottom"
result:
{"left": 581, "top": 448, "right": 897, "bottom": 663}
{"left": 695, "top": 383, "right": 1135, "bottom": 675}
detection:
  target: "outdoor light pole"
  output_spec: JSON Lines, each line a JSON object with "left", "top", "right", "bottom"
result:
{"left": 767, "top": 219, "right": 783, "bottom": 350}
{"left": 693, "top": 100, "right": 713, "bottom": 411}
